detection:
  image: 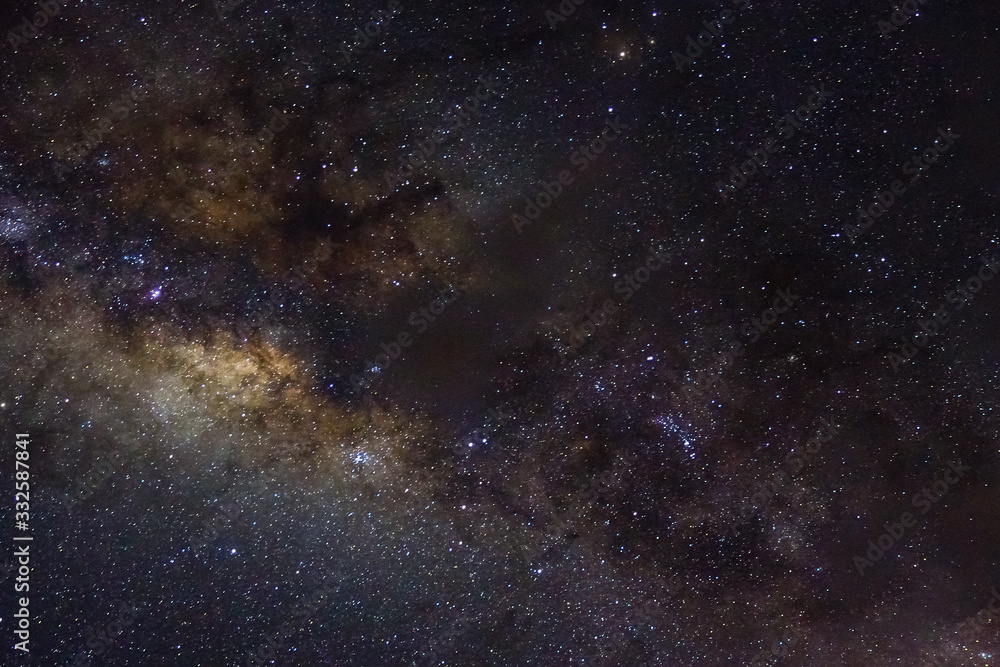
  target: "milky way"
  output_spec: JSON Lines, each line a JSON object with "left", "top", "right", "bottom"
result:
{"left": 1, "top": 0, "right": 1000, "bottom": 665}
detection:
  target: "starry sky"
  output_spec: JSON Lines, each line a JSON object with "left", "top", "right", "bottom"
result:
{"left": 2, "top": 0, "right": 1000, "bottom": 665}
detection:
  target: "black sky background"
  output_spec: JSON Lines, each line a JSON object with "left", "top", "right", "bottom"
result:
{"left": 1, "top": 0, "right": 1000, "bottom": 665}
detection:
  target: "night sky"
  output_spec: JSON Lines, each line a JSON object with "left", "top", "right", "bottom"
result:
{"left": 2, "top": 0, "right": 1000, "bottom": 665}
